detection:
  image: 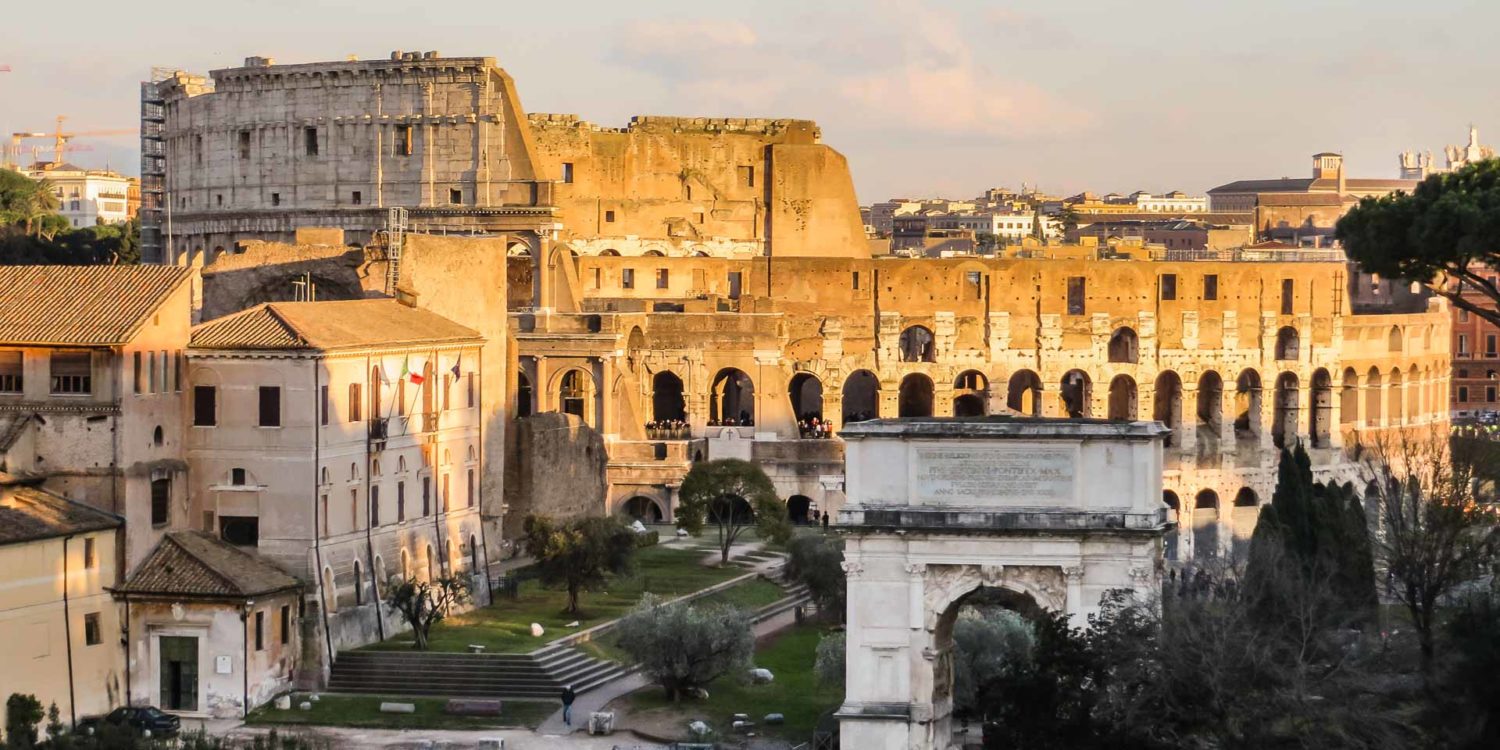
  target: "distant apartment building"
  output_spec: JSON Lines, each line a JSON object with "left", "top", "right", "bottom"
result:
{"left": 25, "top": 164, "right": 133, "bottom": 228}
{"left": 1452, "top": 264, "right": 1500, "bottom": 416}
{"left": 1068, "top": 220, "right": 1252, "bottom": 252}
{"left": 928, "top": 212, "right": 1036, "bottom": 242}
{"left": 1131, "top": 191, "right": 1207, "bottom": 213}
{"left": 1207, "top": 153, "right": 1417, "bottom": 245}
{"left": 867, "top": 199, "right": 921, "bottom": 236}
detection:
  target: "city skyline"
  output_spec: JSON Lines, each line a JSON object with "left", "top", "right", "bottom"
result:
{"left": 3, "top": 0, "right": 1499, "bottom": 201}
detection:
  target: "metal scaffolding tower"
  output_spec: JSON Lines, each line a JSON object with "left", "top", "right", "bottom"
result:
{"left": 139, "top": 68, "right": 173, "bottom": 264}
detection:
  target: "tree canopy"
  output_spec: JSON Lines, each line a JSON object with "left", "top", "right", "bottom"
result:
{"left": 676, "top": 458, "right": 792, "bottom": 564}
{"left": 613, "top": 594, "right": 755, "bottom": 702}
{"left": 1336, "top": 158, "right": 1500, "bottom": 325}
{"left": 521, "top": 514, "right": 636, "bottom": 614}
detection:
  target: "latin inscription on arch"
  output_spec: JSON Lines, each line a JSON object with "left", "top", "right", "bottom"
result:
{"left": 912, "top": 445, "right": 1076, "bottom": 506}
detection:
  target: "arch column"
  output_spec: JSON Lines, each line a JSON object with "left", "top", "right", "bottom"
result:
{"left": 1178, "top": 383, "right": 1198, "bottom": 454}
{"left": 934, "top": 382, "right": 955, "bottom": 417}
{"left": 824, "top": 391, "right": 845, "bottom": 432}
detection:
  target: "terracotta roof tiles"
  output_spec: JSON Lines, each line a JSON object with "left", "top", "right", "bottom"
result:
{"left": 0, "top": 265, "right": 193, "bottom": 346}
{"left": 116, "top": 531, "right": 301, "bottom": 598}
{"left": 191, "top": 299, "right": 482, "bottom": 352}
{"left": 0, "top": 483, "right": 122, "bottom": 545}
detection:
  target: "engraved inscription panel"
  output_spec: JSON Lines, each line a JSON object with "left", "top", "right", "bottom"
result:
{"left": 913, "top": 444, "right": 1076, "bottom": 505}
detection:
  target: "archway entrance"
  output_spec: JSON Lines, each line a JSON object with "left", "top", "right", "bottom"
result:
{"left": 1108, "top": 375, "right": 1137, "bottom": 420}
{"left": 1060, "top": 370, "right": 1091, "bottom": 418}
{"left": 652, "top": 371, "right": 686, "bottom": 422}
{"left": 787, "top": 495, "right": 813, "bottom": 524}
{"left": 952, "top": 371, "right": 988, "bottom": 417}
{"left": 1006, "top": 370, "right": 1042, "bottom": 416}
{"left": 558, "top": 369, "right": 591, "bottom": 421}
{"left": 842, "top": 370, "right": 880, "bottom": 424}
{"left": 711, "top": 368, "right": 755, "bottom": 425}
{"left": 621, "top": 496, "right": 665, "bottom": 523}
{"left": 899, "top": 373, "right": 935, "bottom": 417}
{"left": 790, "top": 373, "right": 824, "bottom": 421}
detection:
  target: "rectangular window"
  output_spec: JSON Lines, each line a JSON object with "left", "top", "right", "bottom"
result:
{"left": 151, "top": 478, "right": 169, "bottom": 526}
{"left": 1280, "top": 278, "right": 1294, "bottom": 315}
{"left": 1203, "top": 274, "right": 1219, "bottom": 301}
{"left": 1459, "top": 334, "right": 1470, "bottom": 355}
{"left": 394, "top": 125, "right": 413, "bottom": 156}
{"left": 304, "top": 127, "right": 318, "bottom": 156}
{"left": 728, "top": 271, "right": 743, "bottom": 300}
{"left": 1459, "top": 386, "right": 1469, "bottom": 402}
{"left": 1066, "top": 276, "right": 1086, "bottom": 315}
{"left": 852, "top": 271, "right": 860, "bottom": 290}
{"left": 193, "top": 386, "right": 217, "bottom": 426}
{"left": 216, "top": 194, "right": 223, "bottom": 207}
{"left": 371, "top": 485, "right": 381, "bottom": 526}
{"left": 467, "top": 469, "right": 475, "bottom": 508}
{"left": 195, "top": 135, "right": 203, "bottom": 165}
{"left": 271, "top": 193, "right": 281, "bottom": 207}
{"left": 133, "top": 352, "right": 143, "bottom": 394}
{"left": 84, "top": 613, "right": 101, "bottom": 646}
{"left": 1488, "top": 335, "right": 1497, "bottom": 357}
{"left": 160, "top": 352, "right": 170, "bottom": 393}
{"left": 739, "top": 165, "right": 755, "bottom": 187}
{"left": 656, "top": 268, "right": 670, "bottom": 289}
{"left": 279, "top": 605, "right": 290, "bottom": 644}
{"left": 254, "top": 611, "right": 265, "bottom": 651}
{"left": 239, "top": 130, "right": 251, "bottom": 160}
{"left": 1489, "top": 386, "right": 1498, "bottom": 403}
{"left": 83, "top": 537, "right": 96, "bottom": 569}
{"left": 320, "top": 385, "right": 329, "bottom": 425}
{"left": 147, "top": 353, "right": 157, "bottom": 394}
{"left": 49, "top": 351, "right": 91, "bottom": 394}
{"left": 449, "top": 188, "right": 462, "bottom": 205}
{"left": 1160, "top": 274, "right": 1177, "bottom": 301}
{"left": 1460, "top": 309, "right": 1470, "bottom": 322}
{"left": 467, "top": 373, "right": 475, "bottom": 408}
{"left": 561, "top": 162, "right": 574, "bottom": 183}
{"left": 605, "top": 210, "right": 616, "bottom": 222}
{"left": 175, "top": 353, "right": 182, "bottom": 392}
{"left": 397, "top": 481, "right": 406, "bottom": 522}
{"left": 258, "top": 386, "right": 281, "bottom": 427}
{"left": 422, "top": 477, "right": 431, "bottom": 516}
{"left": 0, "top": 351, "right": 21, "bottom": 393}
{"left": 352, "top": 191, "right": 362, "bottom": 205}
{"left": 348, "top": 383, "right": 362, "bottom": 422}
{"left": 622, "top": 269, "right": 635, "bottom": 289}
{"left": 351, "top": 488, "right": 359, "bottom": 530}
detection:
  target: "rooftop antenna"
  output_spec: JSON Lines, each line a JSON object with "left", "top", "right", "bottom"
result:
{"left": 291, "top": 272, "right": 316, "bottom": 302}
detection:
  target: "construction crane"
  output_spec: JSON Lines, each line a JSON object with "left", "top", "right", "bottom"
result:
{"left": 6, "top": 116, "right": 135, "bottom": 170}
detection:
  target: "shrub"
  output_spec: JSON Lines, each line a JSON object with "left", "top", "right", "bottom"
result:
{"left": 614, "top": 594, "right": 755, "bottom": 701}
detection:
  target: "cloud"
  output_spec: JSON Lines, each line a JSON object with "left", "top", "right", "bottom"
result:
{"left": 608, "top": 5, "right": 1092, "bottom": 139}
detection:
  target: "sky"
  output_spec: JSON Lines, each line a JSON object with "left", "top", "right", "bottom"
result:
{"left": 3, "top": 0, "right": 1498, "bottom": 202}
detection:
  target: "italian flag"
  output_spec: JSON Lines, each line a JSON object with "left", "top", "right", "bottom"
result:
{"left": 403, "top": 356, "right": 425, "bottom": 385}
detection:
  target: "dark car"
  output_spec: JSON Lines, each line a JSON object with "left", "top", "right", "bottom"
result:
{"left": 77, "top": 706, "right": 181, "bottom": 739}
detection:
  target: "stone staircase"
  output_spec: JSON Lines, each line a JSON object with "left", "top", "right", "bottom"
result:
{"left": 327, "top": 645, "right": 629, "bottom": 699}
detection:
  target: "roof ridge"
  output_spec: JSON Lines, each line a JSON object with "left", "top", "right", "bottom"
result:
{"left": 115, "top": 266, "right": 194, "bottom": 343}
{"left": 262, "top": 304, "right": 312, "bottom": 347}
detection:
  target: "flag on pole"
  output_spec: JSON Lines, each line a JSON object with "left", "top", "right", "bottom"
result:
{"left": 404, "top": 355, "right": 425, "bottom": 385}
{"left": 450, "top": 353, "right": 462, "bottom": 381}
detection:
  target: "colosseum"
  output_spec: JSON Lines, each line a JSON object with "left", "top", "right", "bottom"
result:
{"left": 150, "top": 52, "right": 1450, "bottom": 563}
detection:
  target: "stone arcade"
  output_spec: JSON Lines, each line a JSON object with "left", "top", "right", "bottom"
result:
{"left": 836, "top": 417, "right": 1169, "bottom": 750}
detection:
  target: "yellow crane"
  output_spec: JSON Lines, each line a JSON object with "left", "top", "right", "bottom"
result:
{"left": 6, "top": 116, "right": 136, "bottom": 170}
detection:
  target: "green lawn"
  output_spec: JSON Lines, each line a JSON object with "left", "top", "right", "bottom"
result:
{"left": 616, "top": 623, "right": 843, "bottom": 740}
{"left": 367, "top": 545, "right": 753, "bottom": 653}
{"left": 246, "top": 693, "right": 555, "bottom": 730}
{"left": 578, "top": 577, "right": 789, "bottom": 665}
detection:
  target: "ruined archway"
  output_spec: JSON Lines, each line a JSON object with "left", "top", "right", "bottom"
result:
{"left": 842, "top": 370, "right": 880, "bottom": 424}
{"left": 711, "top": 368, "right": 755, "bottom": 425}
{"left": 1193, "top": 490, "right": 1220, "bottom": 559}
{"left": 1275, "top": 326, "right": 1299, "bottom": 361}
{"left": 1108, "top": 374, "right": 1138, "bottom": 420}
{"left": 621, "top": 495, "right": 665, "bottom": 523}
{"left": 1310, "top": 368, "right": 1333, "bottom": 447}
{"left": 1235, "top": 369, "right": 1263, "bottom": 443}
{"left": 787, "top": 495, "right": 813, "bottom": 524}
{"left": 1196, "top": 371, "right": 1223, "bottom": 451}
{"left": 1108, "top": 327, "right": 1139, "bottom": 364}
{"left": 1153, "top": 371, "right": 1183, "bottom": 446}
{"left": 1060, "top": 370, "right": 1092, "bottom": 418}
{"left": 558, "top": 369, "right": 592, "bottom": 422}
{"left": 652, "top": 371, "right": 686, "bottom": 422}
{"left": 789, "top": 372, "right": 825, "bottom": 421}
{"left": 1272, "top": 372, "right": 1299, "bottom": 449}
{"left": 1006, "top": 370, "right": 1042, "bottom": 416}
{"left": 953, "top": 370, "right": 988, "bottom": 417}
{"left": 899, "top": 373, "right": 935, "bottom": 418}
{"left": 899, "top": 325, "right": 937, "bottom": 362}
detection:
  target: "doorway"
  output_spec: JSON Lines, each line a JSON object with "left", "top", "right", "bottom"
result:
{"left": 159, "top": 635, "right": 199, "bottom": 712}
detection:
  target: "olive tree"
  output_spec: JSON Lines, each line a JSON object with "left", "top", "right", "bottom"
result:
{"left": 614, "top": 594, "right": 755, "bottom": 702}
{"left": 384, "top": 574, "right": 471, "bottom": 650}
{"left": 522, "top": 514, "right": 636, "bottom": 615}
{"left": 676, "top": 459, "right": 792, "bottom": 564}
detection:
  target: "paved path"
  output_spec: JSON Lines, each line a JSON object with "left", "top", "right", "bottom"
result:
{"left": 220, "top": 723, "right": 667, "bottom": 749}
{"left": 534, "top": 607, "right": 799, "bottom": 737}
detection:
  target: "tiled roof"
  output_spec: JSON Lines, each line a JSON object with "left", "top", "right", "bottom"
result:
{"left": 191, "top": 299, "right": 482, "bottom": 352}
{"left": 1207, "top": 177, "right": 1318, "bottom": 194}
{"left": 0, "top": 483, "right": 121, "bottom": 545}
{"left": 0, "top": 265, "right": 193, "bottom": 346}
{"left": 116, "top": 531, "right": 301, "bottom": 598}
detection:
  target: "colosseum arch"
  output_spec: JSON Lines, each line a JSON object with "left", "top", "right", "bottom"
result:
{"left": 1231, "top": 488, "right": 1260, "bottom": 560}
{"left": 1061, "top": 370, "right": 1092, "bottom": 418}
{"left": 1108, "top": 374, "right": 1138, "bottom": 420}
{"left": 557, "top": 368, "right": 594, "bottom": 422}
{"left": 1108, "top": 327, "right": 1139, "bottom": 364}
{"left": 1387, "top": 325, "right": 1404, "bottom": 353}
{"left": 898, "top": 325, "right": 937, "bottom": 363}
{"left": 620, "top": 495, "right": 666, "bottom": 523}
{"left": 1387, "top": 367, "right": 1404, "bottom": 427}
{"left": 1310, "top": 369, "right": 1333, "bottom": 447}
{"left": 789, "top": 372, "right": 825, "bottom": 420}
{"left": 898, "top": 373, "right": 935, "bottom": 417}
{"left": 1234, "top": 369, "right": 1263, "bottom": 443}
{"left": 1275, "top": 327, "right": 1300, "bottom": 361}
{"left": 841, "top": 370, "right": 881, "bottom": 424}
{"left": 1153, "top": 371, "right": 1184, "bottom": 446}
{"left": 1193, "top": 490, "right": 1221, "bottom": 559}
{"left": 786, "top": 495, "right": 814, "bottom": 524}
{"left": 1365, "top": 367, "right": 1383, "bottom": 426}
{"left": 1162, "top": 490, "right": 1181, "bottom": 561}
{"left": 1007, "top": 370, "right": 1043, "bottom": 416}
{"left": 1272, "top": 372, "right": 1300, "bottom": 449}
{"left": 1339, "top": 368, "right": 1359, "bottom": 428}
{"left": 952, "top": 370, "right": 988, "bottom": 417}
{"left": 1407, "top": 364, "right": 1420, "bottom": 423}
{"left": 652, "top": 371, "right": 686, "bottom": 422}
{"left": 711, "top": 368, "right": 756, "bottom": 424}
{"left": 1196, "top": 371, "right": 1223, "bottom": 441}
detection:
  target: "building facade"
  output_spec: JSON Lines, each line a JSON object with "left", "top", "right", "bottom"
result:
{"left": 25, "top": 165, "right": 134, "bottom": 228}
{"left": 1451, "top": 263, "right": 1500, "bottom": 416}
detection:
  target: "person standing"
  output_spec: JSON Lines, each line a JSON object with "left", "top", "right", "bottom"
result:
{"left": 561, "top": 684, "right": 576, "bottom": 726}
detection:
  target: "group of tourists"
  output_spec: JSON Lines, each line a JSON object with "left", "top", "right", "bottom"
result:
{"left": 644, "top": 419, "right": 691, "bottom": 439}
{"left": 798, "top": 416, "right": 836, "bottom": 439}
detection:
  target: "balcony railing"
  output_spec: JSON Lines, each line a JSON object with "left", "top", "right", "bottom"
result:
{"left": 368, "top": 418, "right": 389, "bottom": 442}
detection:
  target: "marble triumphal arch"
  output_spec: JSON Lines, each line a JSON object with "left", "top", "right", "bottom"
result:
{"left": 835, "top": 417, "right": 1170, "bottom": 750}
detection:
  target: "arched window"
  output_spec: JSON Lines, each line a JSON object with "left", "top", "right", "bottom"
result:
{"left": 231, "top": 468, "right": 247, "bottom": 486}
{"left": 842, "top": 370, "right": 880, "bottom": 424}
{"left": 710, "top": 368, "right": 755, "bottom": 425}
{"left": 1108, "top": 328, "right": 1139, "bottom": 364}
{"left": 320, "top": 467, "right": 330, "bottom": 485}
{"left": 653, "top": 371, "right": 687, "bottom": 422}
{"left": 1340, "top": 368, "right": 1359, "bottom": 427}
{"left": 348, "top": 382, "right": 363, "bottom": 422}
{"left": 1108, "top": 375, "right": 1137, "bottom": 420}
{"left": 1274, "top": 327, "right": 1299, "bottom": 361}
{"left": 898, "top": 326, "right": 936, "bottom": 362}
{"left": 1365, "top": 367, "right": 1383, "bottom": 427}
{"left": 786, "top": 495, "right": 813, "bottom": 524}
{"left": 153, "top": 425, "right": 164, "bottom": 446}
{"left": 952, "top": 371, "right": 988, "bottom": 417}
{"left": 1273, "top": 372, "right": 1299, "bottom": 448}
{"left": 398, "top": 456, "right": 407, "bottom": 473}
{"left": 1059, "top": 370, "right": 1091, "bottom": 418}
{"left": 1153, "top": 371, "right": 1183, "bottom": 445}
{"left": 1193, "top": 490, "right": 1220, "bottom": 559}
{"left": 599, "top": 248, "right": 620, "bottom": 257}
{"left": 789, "top": 373, "right": 824, "bottom": 421}
{"left": 1388, "top": 368, "right": 1404, "bottom": 426}
{"left": 898, "top": 374, "right": 934, "bottom": 417}
{"left": 516, "top": 371, "right": 533, "bottom": 418}
{"left": 621, "top": 496, "right": 665, "bottom": 523}
{"left": 1007, "top": 370, "right": 1043, "bottom": 416}
{"left": 372, "top": 459, "right": 382, "bottom": 476}
{"left": 1387, "top": 325, "right": 1403, "bottom": 353}
{"left": 1197, "top": 371, "right": 1223, "bottom": 439}
{"left": 1235, "top": 370, "right": 1263, "bottom": 442}
{"left": 348, "top": 462, "right": 358, "bottom": 481}
{"left": 559, "top": 370, "right": 590, "bottom": 420}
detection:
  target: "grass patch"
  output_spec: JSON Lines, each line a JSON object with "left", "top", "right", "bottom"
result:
{"left": 579, "top": 578, "right": 790, "bottom": 665}
{"left": 367, "top": 545, "right": 752, "bottom": 653}
{"left": 246, "top": 694, "right": 555, "bottom": 730}
{"left": 615, "top": 623, "right": 842, "bottom": 740}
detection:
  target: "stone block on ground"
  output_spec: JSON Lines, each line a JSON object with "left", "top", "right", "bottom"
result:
{"left": 587, "top": 710, "right": 615, "bottom": 735}
{"left": 749, "top": 667, "right": 774, "bottom": 684}
{"left": 764, "top": 713, "right": 785, "bottom": 725}
{"left": 273, "top": 695, "right": 291, "bottom": 710}
{"left": 445, "top": 698, "right": 503, "bottom": 716}
{"left": 379, "top": 702, "right": 416, "bottom": 714}
{"left": 467, "top": 644, "right": 486, "bottom": 653}
{"left": 531, "top": 622, "right": 545, "bottom": 637}
{"left": 688, "top": 719, "right": 711, "bottom": 737}
{"left": 732, "top": 719, "right": 756, "bottom": 733}
{"left": 478, "top": 740, "right": 504, "bottom": 750}
{"left": 298, "top": 702, "right": 312, "bottom": 711}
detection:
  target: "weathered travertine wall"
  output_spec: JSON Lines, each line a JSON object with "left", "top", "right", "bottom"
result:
{"left": 502, "top": 412, "right": 607, "bottom": 537}
{"left": 528, "top": 114, "right": 867, "bottom": 259}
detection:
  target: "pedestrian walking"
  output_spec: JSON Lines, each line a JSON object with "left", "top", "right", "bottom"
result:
{"left": 561, "top": 684, "right": 576, "bottom": 726}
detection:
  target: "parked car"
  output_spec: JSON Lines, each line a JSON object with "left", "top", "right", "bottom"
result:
{"left": 77, "top": 706, "right": 181, "bottom": 739}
